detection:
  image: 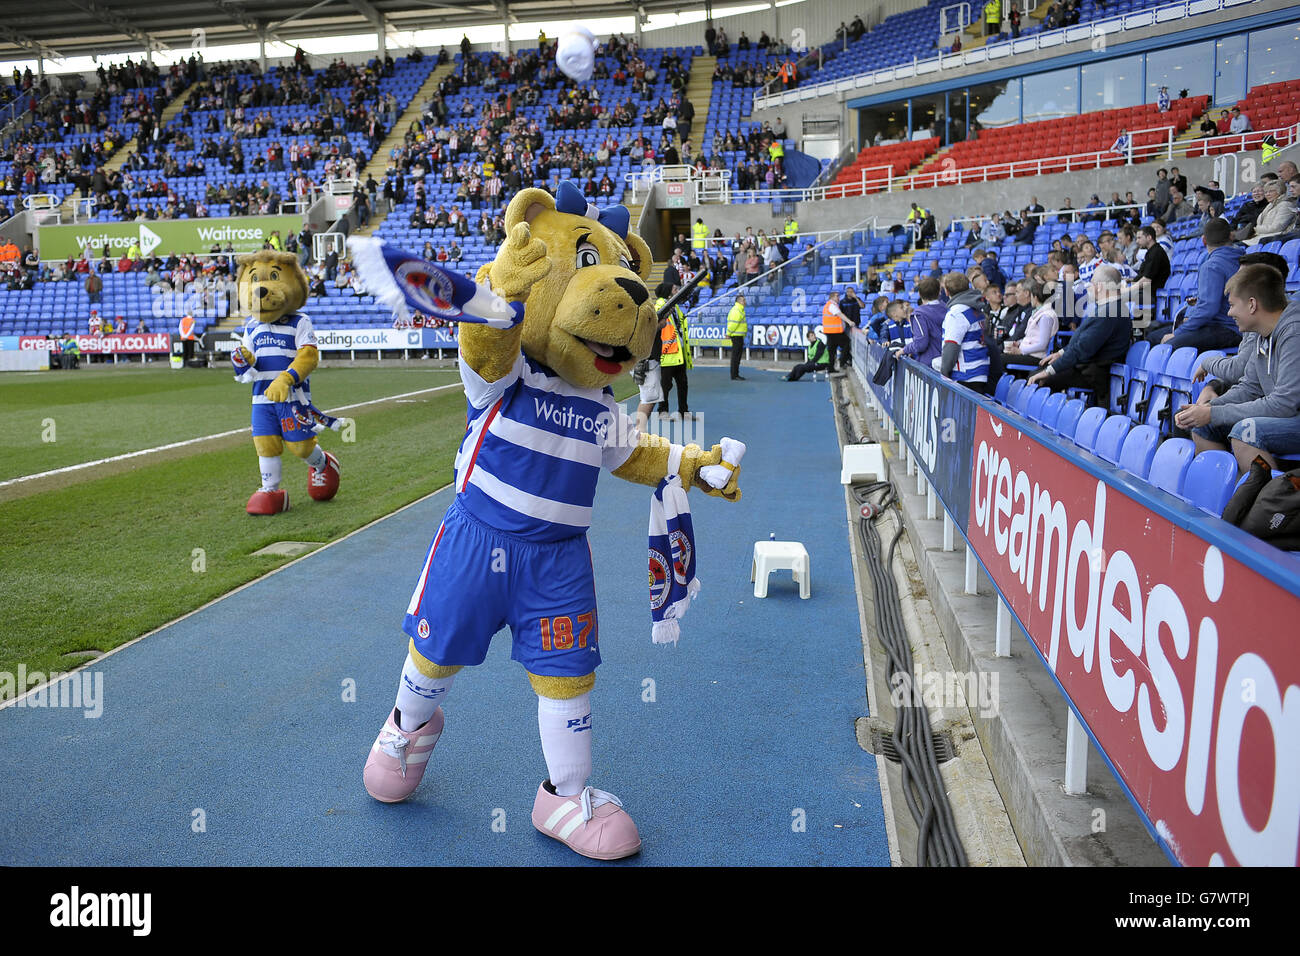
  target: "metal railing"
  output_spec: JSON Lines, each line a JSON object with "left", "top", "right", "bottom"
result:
{"left": 948, "top": 201, "right": 1146, "bottom": 233}
{"left": 684, "top": 214, "right": 890, "bottom": 324}
{"left": 752, "top": 0, "right": 1260, "bottom": 112}
{"left": 725, "top": 120, "right": 1292, "bottom": 204}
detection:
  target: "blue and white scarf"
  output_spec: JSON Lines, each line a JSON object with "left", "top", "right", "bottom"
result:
{"left": 648, "top": 473, "right": 700, "bottom": 646}
{"left": 347, "top": 236, "right": 524, "bottom": 329}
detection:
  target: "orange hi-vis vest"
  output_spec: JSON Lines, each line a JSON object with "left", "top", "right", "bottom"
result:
{"left": 822, "top": 301, "right": 844, "bottom": 333}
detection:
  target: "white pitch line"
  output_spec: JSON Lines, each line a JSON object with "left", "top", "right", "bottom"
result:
{"left": 0, "top": 382, "right": 465, "bottom": 489}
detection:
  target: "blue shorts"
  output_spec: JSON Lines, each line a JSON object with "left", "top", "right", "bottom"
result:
{"left": 403, "top": 499, "right": 601, "bottom": 677}
{"left": 1195, "top": 415, "right": 1300, "bottom": 457}
{"left": 251, "top": 401, "right": 316, "bottom": 444}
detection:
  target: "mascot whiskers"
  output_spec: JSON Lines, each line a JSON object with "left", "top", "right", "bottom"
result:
{"left": 349, "top": 180, "right": 743, "bottom": 860}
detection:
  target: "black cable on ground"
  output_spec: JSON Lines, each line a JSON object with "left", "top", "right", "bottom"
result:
{"left": 835, "top": 378, "right": 967, "bottom": 866}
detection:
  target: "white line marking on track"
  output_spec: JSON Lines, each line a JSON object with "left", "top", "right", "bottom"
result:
{"left": 0, "top": 382, "right": 465, "bottom": 489}
{"left": 0, "top": 480, "right": 454, "bottom": 711}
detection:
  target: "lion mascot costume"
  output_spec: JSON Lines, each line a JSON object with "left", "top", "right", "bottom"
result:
{"left": 230, "top": 250, "right": 342, "bottom": 515}
{"left": 350, "top": 181, "right": 742, "bottom": 860}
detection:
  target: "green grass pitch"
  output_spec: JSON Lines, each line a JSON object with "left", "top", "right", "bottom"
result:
{"left": 0, "top": 364, "right": 635, "bottom": 698}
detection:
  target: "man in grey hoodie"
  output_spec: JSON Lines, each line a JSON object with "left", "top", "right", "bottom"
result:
{"left": 1176, "top": 263, "right": 1300, "bottom": 472}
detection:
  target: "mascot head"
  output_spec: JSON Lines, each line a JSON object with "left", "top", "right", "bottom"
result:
{"left": 482, "top": 181, "right": 656, "bottom": 390}
{"left": 236, "top": 250, "right": 310, "bottom": 324}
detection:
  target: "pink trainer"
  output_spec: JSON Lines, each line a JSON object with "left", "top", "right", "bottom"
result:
{"left": 531, "top": 781, "right": 642, "bottom": 860}
{"left": 363, "top": 707, "right": 445, "bottom": 803}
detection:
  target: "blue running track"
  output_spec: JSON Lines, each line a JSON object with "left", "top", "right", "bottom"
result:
{"left": 0, "top": 367, "right": 889, "bottom": 866}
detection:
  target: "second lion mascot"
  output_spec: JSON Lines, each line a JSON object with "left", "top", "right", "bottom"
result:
{"left": 230, "top": 250, "right": 341, "bottom": 514}
{"left": 362, "top": 181, "right": 742, "bottom": 860}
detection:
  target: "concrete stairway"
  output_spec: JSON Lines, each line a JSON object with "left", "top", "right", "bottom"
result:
{"left": 351, "top": 59, "right": 458, "bottom": 239}
{"left": 58, "top": 80, "right": 199, "bottom": 222}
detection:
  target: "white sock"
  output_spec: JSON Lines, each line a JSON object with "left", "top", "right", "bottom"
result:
{"left": 304, "top": 444, "right": 326, "bottom": 469}
{"left": 538, "top": 693, "right": 592, "bottom": 797}
{"left": 394, "top": 654, "right": 455, "bottom": 732}
{"left": 258, "top": 456, "right": 281, "bottom": 491}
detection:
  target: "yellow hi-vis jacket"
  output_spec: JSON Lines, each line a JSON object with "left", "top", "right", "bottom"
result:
{"left": 727, "top": 300, "right": 747, "bottom": 337}
{"left": 784, "top": 219, "right": 799, "bottom": 237}
{"left": 692, "top": 221, "right": 708, "bottom": 249}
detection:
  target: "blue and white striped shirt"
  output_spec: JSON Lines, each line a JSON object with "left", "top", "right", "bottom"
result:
{"left": 454, "top": 351, "right": 640, "bottom": 541}
{"left": 237, "top": 312, "right": 317, "bottom": 406}
{"left": 937, "top": 304, "right": 989, "bottom": 383}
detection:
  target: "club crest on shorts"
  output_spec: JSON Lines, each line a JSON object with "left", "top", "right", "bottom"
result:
{"left": 395, "top": 259, "right": 458, "bottom": 317}
{"left": 648, "top": 548, "right": 670, "bottom": 611}
{"left": 417, "top": 618, "right": 430, "bottom": 639}
{"left": 669, "top": 529, "right": 692, "bottom": 585}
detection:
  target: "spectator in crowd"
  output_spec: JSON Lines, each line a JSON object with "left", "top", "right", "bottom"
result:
{"left": 1146, "top": 218, "right": 1243, "bottom": 349}
{"left": 840, "top": 286, "right": 864, "bottom": 329}
{"left": 1246, "top": 179, "right": 1297, "bottom": 244}
{"left": 1029, "top": 265, "right": 1130, "bottom": 406}
{"left": 1176, "top": 264, "right": 1300, "bottom": 472}
{"left": 933, "top": 272, "right": 991, "bottom": 394}
{"left": 1229, "top": 107, "right": 1252, "bottom": 134}
{"left": 894, "top": 275, "right": 946, "bottom": 368}
{"left": 1163, "top": 186, "right": 1195, "bottom": 223}
{"left": 1231, "top": 182, "right": 1269, "bottom": 240}
{"left": 1001, "top": 280, "right": 1059, "bottom": 375}
{"left": 85, "top": 271, "right": 102, "bottom": 304}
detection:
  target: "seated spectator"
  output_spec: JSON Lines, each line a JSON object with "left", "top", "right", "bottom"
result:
{"left": 1175, "top": 264, "right": 1300, "bottom": 473}
{"left": 1215, "top": 109, "right": 1232, "bottom": 135}
{"left": 1028, "top": 265, "right": 1131, "bottom": 407}
{"left": 1246, "top": 179, "right": 1297, "bottom": 244}
{"left": 1228, "top": 107, "right": 1252, "bottom": 134}
{"left": 932, "top": 273, "right": 991, "bottom": 394}
{"left": 895, "top": 276, "right": 946, "bottom": 368}
{"left": 1231, "top": 183, "right": 1268, "bottom": 240}
{"left": 1163, "top": 186, "right": 1195, "bottom": 222}
{"left": 1146, "top": 218, "right": 1242, "bottom": 350}
{"left": 1002, "top": 280, "right": 1059, "bottom": 374}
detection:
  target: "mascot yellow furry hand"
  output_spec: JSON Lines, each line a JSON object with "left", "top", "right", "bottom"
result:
{"left": 229, "top": 250, "right": 342, "bottom": 515}
{"left": 355, "top": 180, "right": 742, "bottom": 862}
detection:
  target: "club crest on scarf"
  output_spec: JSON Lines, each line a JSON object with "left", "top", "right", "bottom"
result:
{"left": 649, "top": 548, "right": 671, "bottom": 611}
{"left": 395, "top": 259, "right": 458, "bottom": 316}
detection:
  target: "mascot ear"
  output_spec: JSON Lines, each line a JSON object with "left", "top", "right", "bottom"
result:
{"left": 504, "top": 187, "right": 556, "bottom": 231}
{"left": 625, "top": 232, "right": 653, "bottom": 282}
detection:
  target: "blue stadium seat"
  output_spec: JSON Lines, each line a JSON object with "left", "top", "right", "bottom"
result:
{"left": 1126, "top": 343, "right": 1173, "bottom": 423}
{"left": 1094, "top": 415, "right": 1133, "bottom": 465}
{"left": 1145, "top": 346, "right": 1199, "bottom": 434}
{"left": 1024, "top": 385, "right": 1048, "bottom": 423}
{"left": 993, "top": 373, "right": 1012, "bottom": 405}
{"left": 1180, "top": 450, "right": 1239, "bottom": 516}
{"left": 1036, "top": 392, "right": 1067, "bottom": 431}
{"left": 1013, "top": 382, "right": 1039, "bottom": 416}
{"left": 1072, "top": 406, "right": 1108, "bottom": 451}
{"left": 1109, "top": 341, "right": 1150, "bottom": 415}
{"left": 1118, "top": 425, "right": 1161, "bottom": 480}
{"left": 1147, "top": 439, "right": 1192, "bottom": 497}
{"left": 1055, "top": 398, "right": 1087, "bottom": 439}
{"left": 1005, "top": 378, "right": 1026, "bottom": 409}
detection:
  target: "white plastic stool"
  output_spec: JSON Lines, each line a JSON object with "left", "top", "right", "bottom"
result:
{"left": 752, "top": 541, "right": 811, "bottom": 599}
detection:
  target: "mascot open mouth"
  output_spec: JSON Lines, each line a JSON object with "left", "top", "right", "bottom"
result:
{"left": 575, "top": 335, "right": 633, "bottom": 374}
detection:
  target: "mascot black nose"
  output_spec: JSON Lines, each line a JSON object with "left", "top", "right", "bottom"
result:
{"left": 257, "top": 286, "right": 271, "bottom": 299}
{"left": 615, "top": 277, "right": 648, "bottom": 307}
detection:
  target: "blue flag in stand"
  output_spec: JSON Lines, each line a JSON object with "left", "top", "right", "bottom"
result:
{"left": 648, "top": 475, "right": 700, "bottom": 646}
{"left": 346, "top": 236, "right": 524, "bottom": 329}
